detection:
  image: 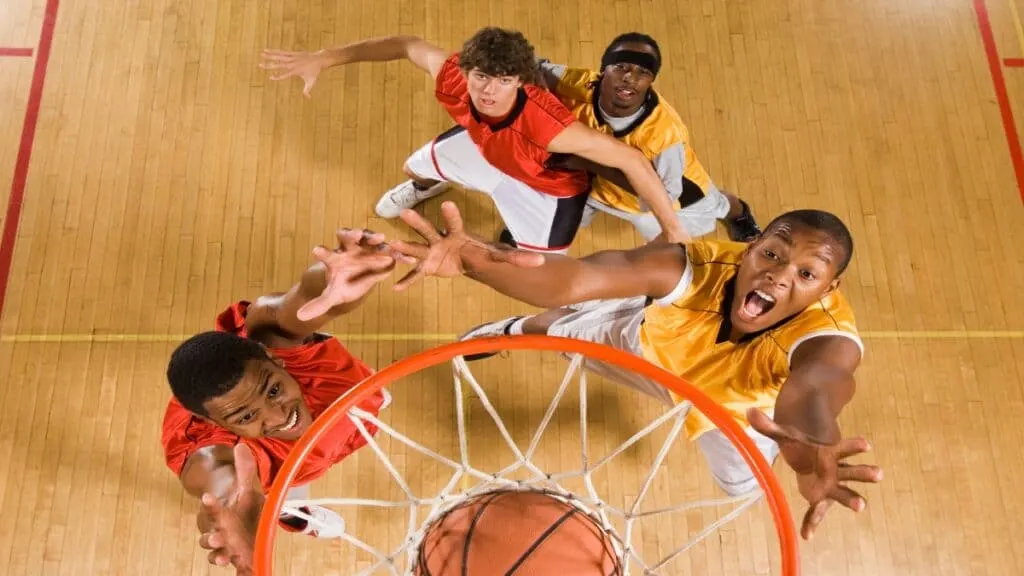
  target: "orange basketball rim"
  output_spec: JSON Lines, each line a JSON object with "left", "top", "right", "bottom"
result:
{"left": 253, "top": 335, "right": 801, "bottom": 575}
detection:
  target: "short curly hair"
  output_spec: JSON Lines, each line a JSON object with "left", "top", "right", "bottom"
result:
{"left": 167, "top": 331, "right": 270, "bottom": 417}
{"left": 459, "top": 27, "right": 537, "bottom": 84}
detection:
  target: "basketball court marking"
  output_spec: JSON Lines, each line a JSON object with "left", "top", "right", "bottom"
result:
{"left": 973, "top": 0, "right": 1024, "bottom": 203}
{"left": 0, "top": 0, "right": 60, "bottom": 321}
{"left": 0, "top": 330, "right": 1021, "bottom": 344}
{"left": 0, "top": 48, "right": 34, "bottom": 57}
{"left": 1008, "top": 0, "right": 1024, "bottom": 59}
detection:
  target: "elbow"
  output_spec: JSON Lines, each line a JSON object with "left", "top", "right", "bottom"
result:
{"left": 617, "top": 149, "right": 655, "bottom": 181}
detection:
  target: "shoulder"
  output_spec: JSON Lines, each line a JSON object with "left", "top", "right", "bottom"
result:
{"left": 638, "top": 94, "right": 688, "bottom": 151}
{"left": 770, "top": 290, "right": 862, "bottom": 366}
{"left": 435, "top": 53, "right": 467, "bottom": 98}
{"left": 553, "top": 67, "right": 600, "bottom": 101}
{"left": 161, "top": 399, "right": 239, "bottom": 475}
{"left": 654, "top": 240, "right": 745, "bottom": 308}
{"left": 523, "top": 84, "right": 577, "bottom": 126}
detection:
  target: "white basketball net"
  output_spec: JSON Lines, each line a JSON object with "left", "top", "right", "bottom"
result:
{"left": 279, "top": 352, "right": 765, "bottom": 575}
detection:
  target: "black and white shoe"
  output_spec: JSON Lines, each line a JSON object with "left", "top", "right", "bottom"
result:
{"left": 724, "top": 199, "right": 762, "bottom": 242}
{"left": 457, "top": 316, "right": 524, "bottom": 361}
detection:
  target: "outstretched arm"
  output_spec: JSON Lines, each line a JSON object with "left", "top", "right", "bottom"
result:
{"left": 244, "top": 229, "right": 401, "bottom": 348}
{"left": 747, "top": 335, "right": 883, "bottom": 540}
{"left": 546, "top": 122, "right": 689, "bottom": 244}
{"left": 261, "top": 36, "right": 449, "bottom": 96}
{"left": 387, "top": 201, "right": 688, "bottom": 309}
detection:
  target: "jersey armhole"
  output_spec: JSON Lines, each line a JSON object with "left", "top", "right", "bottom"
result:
{"left": 652, "top": 245, "right": 693, "bottom": 307}
{"left": 786, "top": 330, "right": 865, "bottom": 367}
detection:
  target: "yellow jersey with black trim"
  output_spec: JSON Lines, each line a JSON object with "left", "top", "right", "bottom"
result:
{"left": 553, "top": 67, "right": 713, "bottom": 214}
{"left": 638, "top": 240, "right": 862, "bottom": 439}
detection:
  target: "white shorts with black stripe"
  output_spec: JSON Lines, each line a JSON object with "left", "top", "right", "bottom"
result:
{"left": 404, "top": 126, "right": 589, "bottom": 254}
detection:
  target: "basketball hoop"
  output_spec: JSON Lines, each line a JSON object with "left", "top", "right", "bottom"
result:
{"left": 253, "top": 335, "right": 800, "bottom": 575}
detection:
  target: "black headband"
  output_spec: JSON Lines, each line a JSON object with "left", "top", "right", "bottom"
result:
{"left": 601, "top": 49, "right": 660, "bottom": 77}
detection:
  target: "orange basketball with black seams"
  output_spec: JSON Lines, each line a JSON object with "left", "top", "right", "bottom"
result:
{"left": 415, "top": 489, "right": 622, "bottom": 575}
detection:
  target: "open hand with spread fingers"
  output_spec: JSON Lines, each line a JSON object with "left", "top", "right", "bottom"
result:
{"left": 296, "top": 228, "right": 411, "bottom": 321}
{"left": 386, "top": 201, "right": 546, "bottom": 291}
{"left": 746, "top": 408, "right": 883, "bottom": 540}
{"left": 259, "top": 49, "right": 338, "bottom": 98}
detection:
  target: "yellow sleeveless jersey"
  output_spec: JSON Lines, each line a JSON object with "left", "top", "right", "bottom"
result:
{"left": 639, "top": 240, "right": 862, "bottom": 439}
{"left": 554, "top": 67, "right": 713, "bottom": 214}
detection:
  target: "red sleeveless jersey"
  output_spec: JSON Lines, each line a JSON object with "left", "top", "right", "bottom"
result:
{"left": 434, "top": 54, "right": 590, "bottom": 198}
{"left": 161, "top": 301, "right": 384, "bottom": 491}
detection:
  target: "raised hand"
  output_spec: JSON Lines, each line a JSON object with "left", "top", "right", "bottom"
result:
{"left": 746, "top": 408, "right": 883, "bottom": 540}
{"left": 259, "top": 49, "right": 336, "bottom": 98}
{"left": 387, "top": 201, "right": 545, "bottom": 291}
{"left": 296, "top": 228, "right": 407, "bottom": 321}
{"left": 197, "top": 444, "right": 264, "bottom": 574}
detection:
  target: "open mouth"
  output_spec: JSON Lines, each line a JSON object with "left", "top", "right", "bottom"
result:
{"left": 273, "top": 406, "right": 300, "bottom": 435}
{"left": 479, "top": 97, "right": 496, "bottom": 106}
{"left": 615, "top": 86, "right": 636, "bottom": 99}
{"left": 738, "top": 289, "right": 777, "bottom": 321}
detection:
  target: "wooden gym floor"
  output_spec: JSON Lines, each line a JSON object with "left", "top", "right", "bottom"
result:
{"left": 2, "top": 0, "right": 1024, "bottom": 574}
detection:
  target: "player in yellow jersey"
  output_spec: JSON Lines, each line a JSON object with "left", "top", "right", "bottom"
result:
{"left": 379, "top": 201, "right": 883, "bottom": 540}
{"left": 523, "top": 32, "right": 761, "bottom": 243}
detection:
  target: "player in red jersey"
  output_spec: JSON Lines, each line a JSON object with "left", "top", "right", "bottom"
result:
{"left": 260, "top": 27, "right": 689, "bottom": 252}
{"left": 161, "top": 228, "right": 404, "bottom": 572}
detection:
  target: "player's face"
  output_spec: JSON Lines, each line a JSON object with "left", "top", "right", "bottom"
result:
{"left": 202, "top": 358, "right": 313, "bottom": 441}
{"left": 465, "top": 68, "right": 522, "bottom": 116}
{"left": 731, "top": 224, "right": 842, "bottom": 333}
{"left": 599, "top": 42, "right": 657, "bottom": 114}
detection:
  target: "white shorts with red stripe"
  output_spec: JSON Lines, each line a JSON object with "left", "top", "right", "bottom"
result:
{"left": 404, "top": 126, "right": 589, "bottom": 254}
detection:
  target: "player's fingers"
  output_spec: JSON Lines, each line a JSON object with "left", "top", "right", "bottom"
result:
{"left": 439, "top": 201, "right": 465, "bottom": 234}
{"left": 261, "top": 49, "right": 302, "bottom": 60}
{"left": 208, "top": 548, "right": 231, "bottom": 567}
{"left": 360, "top": 229, "right": 387, "bottom": 246}
{"left": 828, "top": 485, "right": 866, "bottom": 512}
{"left": 335, "top": 227, "right": 362, "bottom": 249}
{"left": 744, "top": 408, "right": 795, "bottom": 443}
{"left": 303, "top": 76, "right": 316, "bottom": 98}
{"left": 398, "top": 209, "right": 443, "bottom": 243}
{"left": 836, "top": 463, "right": 883, "bottom": 484}
{"left": 268, "top": 69, "right": 300, "bottom": 81}
{"left": 836, "top": 436, "right": 871, "bottom": 459}
{"left": 296, "top": 296, "right": 333, "bottom": 322}
{"left": 800, "top": 499, "right": 832, "bottom": 540}
{"left": 387, "top": 240, "right": 430, "bottom": 260}
{"left": 199, "top": 529, "right": 225, "bottom": 550}
{"left": 392, "top": 266, "right": 425, "bottom": 292}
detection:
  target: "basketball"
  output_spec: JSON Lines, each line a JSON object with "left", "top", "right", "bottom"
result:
{"left": 415, "top": 489, "right": 621, "bottom": 575}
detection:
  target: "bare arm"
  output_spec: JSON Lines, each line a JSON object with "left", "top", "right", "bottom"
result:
{"left": 319, "top": 35, "right": 449, "bottom": 78}
{"left": 546, "top": 122, "right": 689, "bottom": 243}
{"left": 774, "top": 336, "right": 862, "bottom": 445}
{"left": 461, "top": 241, "right": 688, "bottom": 309}
{"left": 180, "top": 445, "right": 240, "bottom": 501}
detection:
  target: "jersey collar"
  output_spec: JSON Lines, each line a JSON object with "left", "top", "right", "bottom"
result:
{"left": 469, "top": 88, "right": 528, "bottom": 132}
{"left": 591, "top": 80, "right": 659, "bottom": 138}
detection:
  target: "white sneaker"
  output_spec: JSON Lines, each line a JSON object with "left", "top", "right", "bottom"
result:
{"left": 281, "top": 504, "right": 346, "bottom": 539}
{"left": 374, "top": 180, "right": 449, "bottom": 218}
{"left": 458, "top": 317, "right": 524, "bottom": 361}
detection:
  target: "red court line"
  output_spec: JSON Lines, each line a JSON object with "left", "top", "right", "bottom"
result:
{"left": 1006, "top": 57, "right": 1024, "bottom": 67}
{"left": 0, "top": 0, "right": 60, "bottom": 319}
{"left": 0, "top": 48, "right": 33, "bottom": 57}
{"left": 973, "top": 0, "right": 1024, "bottom": 204}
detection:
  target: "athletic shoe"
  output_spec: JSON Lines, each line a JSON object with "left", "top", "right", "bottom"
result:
{"left": 279, "top": 504, "right": 346, "bottom": 539}
{"left": 374, "top": 180, "right": 449, "bottom": 218}
{"left": 724, "top": 199, "right": 762, "bottom": 242}
{"left": 458, "top": 316, "right": 524, "bottom": 361}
